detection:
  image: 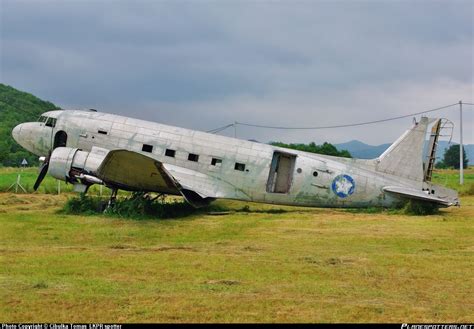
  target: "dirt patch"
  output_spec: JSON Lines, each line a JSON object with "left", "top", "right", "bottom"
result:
{"left": 150, "top": 246, "right": 196, "bottom": 252}
{"left": 54, "top": 246, "right": 89, "bottom": 251}
{"left": 242, "top": 246, "right": 263, "bottom": 252}
{"left": 205, "top": 279, "right": 241, "bottom": 286}
{"left": 108, "top": 245, "right": 196, "bottom": 252}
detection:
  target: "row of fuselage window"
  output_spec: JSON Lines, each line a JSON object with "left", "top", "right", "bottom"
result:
{"left": 90, "top": 128, "right": 247, "bottom": 172}
{"left": 141, "top": 143, "right": 247, "bottom": 172}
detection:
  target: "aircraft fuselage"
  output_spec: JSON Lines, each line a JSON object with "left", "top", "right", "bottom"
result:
{"left": 12, "top": 109, "right": 456, "bottom": 208}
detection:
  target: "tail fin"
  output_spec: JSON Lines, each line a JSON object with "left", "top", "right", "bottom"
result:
{"left": 375, "top": 117, "right": 434, "bottom": 182}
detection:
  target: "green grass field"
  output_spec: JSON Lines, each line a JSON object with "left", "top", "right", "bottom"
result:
{"left": 0, "top": 167, "right": 111, "bottom": 195}
{"left": 0, "top": 168, "right": 473, "bottom": 322}
{"left": 432, "top": 167, "right": 474, "bottom": 195}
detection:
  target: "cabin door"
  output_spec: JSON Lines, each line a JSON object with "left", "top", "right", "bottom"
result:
{"left": 267, "top": 152, "right": 296, "bottom": 193}
{"left": 53, "top": 130, "right": 68, "bottom": 149}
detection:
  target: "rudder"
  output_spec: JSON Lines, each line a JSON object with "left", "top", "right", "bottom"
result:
{"left": 375, "top": 117, "right": 433, "bottom": 182}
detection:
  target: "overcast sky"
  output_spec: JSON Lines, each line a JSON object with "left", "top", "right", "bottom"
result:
{"left": 1, "top": 0, "right": 473, "bottom": 145}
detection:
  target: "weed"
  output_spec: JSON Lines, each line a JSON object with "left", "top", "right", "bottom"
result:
{"left": 63, "top": 193, "right": 205, "bottom": 219}
{"left": 402, "top": 200, "right": 440, "bottom": 215}
{"left": 32, "top": 281, "right": 48, "bottom": 289}
{"left": 62, "top": 193, "right": 107, "bottom": 214}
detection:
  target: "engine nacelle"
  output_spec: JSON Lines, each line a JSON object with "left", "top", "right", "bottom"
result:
{"left": 48, "top": 146, "right": 109, "bottom": 186}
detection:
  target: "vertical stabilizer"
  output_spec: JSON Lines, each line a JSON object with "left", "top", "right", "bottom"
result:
{"left": 375, "top": 117, "right": 433, "bottom": 182}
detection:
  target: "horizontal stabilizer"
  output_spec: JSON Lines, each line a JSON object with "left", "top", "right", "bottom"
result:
{"left": 383, "top": 186, "right": 459, "bottom": 207}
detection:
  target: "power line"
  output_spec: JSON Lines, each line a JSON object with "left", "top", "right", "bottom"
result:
{"left": 206, "top": 123, "right": 234, "bottom": 134}
{"left": 207, "top": 102, "right": 473, "bottom": 134}
{"left": 234, "top": 102, "right": 460, "bottom": 130}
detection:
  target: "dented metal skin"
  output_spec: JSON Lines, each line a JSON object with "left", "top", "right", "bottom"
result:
{"left": 12, "top": 110, "right": 459, "bottom": 208}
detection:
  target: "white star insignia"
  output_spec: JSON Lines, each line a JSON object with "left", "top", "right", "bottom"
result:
{"left": 335, "top": 177, "right": 353, "bottom": 195}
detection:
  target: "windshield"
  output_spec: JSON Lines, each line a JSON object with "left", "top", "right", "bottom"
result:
{"left": 37, "top": 115, "right": 56, "bottom": 127}
{"left": 45, "top": 117, "right": 57, "bottom": 127}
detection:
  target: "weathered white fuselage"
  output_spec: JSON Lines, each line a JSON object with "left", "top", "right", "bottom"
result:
{"left": 13, "top": 109, "right": 456, "bottom": 208}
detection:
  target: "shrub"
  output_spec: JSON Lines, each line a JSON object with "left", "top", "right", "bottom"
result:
{"left": 402, "top": 200, "right": 439, "bottom": 215}
{"left": 107, "top": 194, "right": 197, "bottom": 219}
{"left": 63, "top": 193, "right": 106, "bottom": 215}
{"left": 62, "top": 193, "right": 201, "bottom": 219}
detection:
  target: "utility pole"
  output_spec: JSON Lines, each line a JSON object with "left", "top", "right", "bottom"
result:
{"left": 459, "top": 100, "right": 464, "bottom": 185}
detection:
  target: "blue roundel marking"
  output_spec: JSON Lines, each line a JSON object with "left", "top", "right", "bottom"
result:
{"left": 331, "top": 174, "right": 355, "bottom": 198}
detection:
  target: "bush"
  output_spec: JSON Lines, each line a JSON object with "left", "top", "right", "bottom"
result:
{"left": 62, "top": 193, "right": 203, "bottom": 219}
{"left": 63, "top": 193, "right": 106, "bottom": 215}
{"left": 402, "top": 200, "right": 439, "bottom": 215}
{"left": 107, "top": 193, "right": 197, "bottom": 219}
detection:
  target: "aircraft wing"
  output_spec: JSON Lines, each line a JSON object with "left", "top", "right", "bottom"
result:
{"left": 96, "top": 149, "right": 243, "bottom": 207}
{"left": 382, "top": 186, "right": 458, "bottom": 207}
{"left": 96, "top": 149, "right": 180, "bottom": 195}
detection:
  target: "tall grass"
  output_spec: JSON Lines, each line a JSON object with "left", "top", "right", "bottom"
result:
{"left": 62, "top": 193, "right": 230, "bottom": 219}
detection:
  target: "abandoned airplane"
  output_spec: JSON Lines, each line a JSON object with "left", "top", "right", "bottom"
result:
{"left": 11, "top": 110, "right": 459, "bottom": 208}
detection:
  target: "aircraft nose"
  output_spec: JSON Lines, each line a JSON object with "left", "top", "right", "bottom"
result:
{"left": 12, "top": 124, "right": 23, "bottom": 144}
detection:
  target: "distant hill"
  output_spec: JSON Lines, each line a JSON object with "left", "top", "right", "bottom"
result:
{"left": 334, "top": 140, "right": 391, "bottom": 159}
{"left": 0, "top": 83, "right": 61, "bottom": 167}
{"left": 335, "top": 140, "right": 474, "bottom": 165}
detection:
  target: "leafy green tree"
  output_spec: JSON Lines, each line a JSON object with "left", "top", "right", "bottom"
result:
{"left": 270, "top": 141, "right": 352, "bottom": 158}
{"left": 440, "top": 144, "right": 469, "bottom": 169}
{"left": 435, "top": 161, "right": 447, "bottom": 169}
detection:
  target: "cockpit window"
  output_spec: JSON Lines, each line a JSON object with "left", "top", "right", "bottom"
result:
{"left": 38, "top": 115, "right": 48, "bottom": 123}
{"left": 45, "top": 117, "right": 57, "bottom": 128}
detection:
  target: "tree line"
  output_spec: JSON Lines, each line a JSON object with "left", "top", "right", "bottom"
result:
{"left": 270, "top": 141, "right": 352, "bottom": 158}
